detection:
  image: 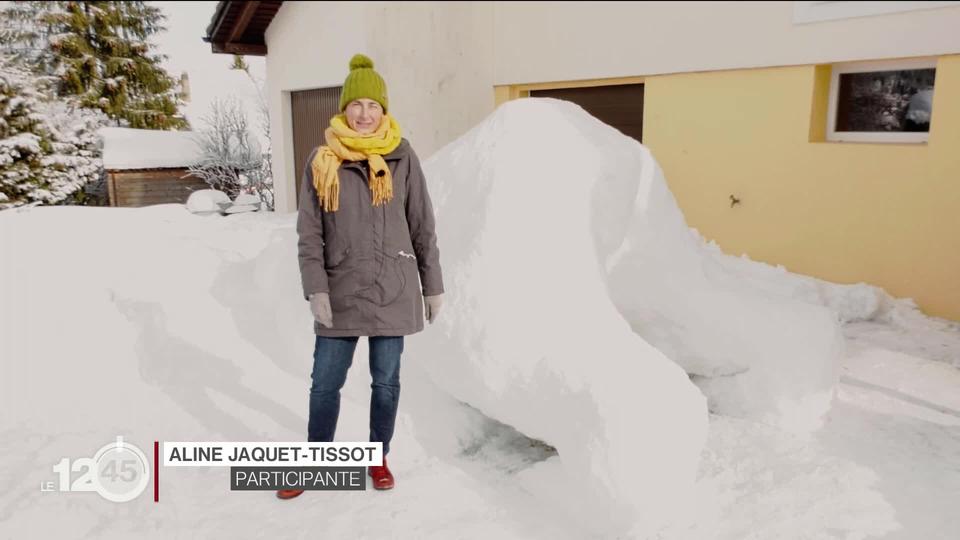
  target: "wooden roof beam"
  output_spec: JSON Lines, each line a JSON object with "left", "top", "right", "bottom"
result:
{"left": 211, "top": 41, "right": 267, "bottom": 55}
{"left": 228, "top": 1, "right": 260, "bottom": 43}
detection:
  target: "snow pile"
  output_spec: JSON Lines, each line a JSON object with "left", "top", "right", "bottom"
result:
{"left": 226, "top": 192, "right": 263, "bottom": 214}
{"left": 99, "top": 126, "right": 204, "bottom": 170}
{"left": 185, "top": 190, "right": 262, "bottom": 215}
{"left": 0, "top": 205, "right": 540, "bottom": 538}
{"left": 700, "top": 238, "right": 885, "bottom": 323}
{"left": 492, "top": 97, "right": 847, "bottom": 434}
{"left": 420, "top": 99, "right": 843, "bottom": 441}
{"left": 606, "top": 207, "right": 842, "bottom": 434}
{"left": 418, "top": 98, "right": 709, "bottom": 535}
{"left": 1, "top": 192, "right": 957, "bottom": 539}
{"left": 698, "top": 237, "right": 960, "bottom": 368}
{"left": 185, "top": 188, "right": 231, "bottom": 214}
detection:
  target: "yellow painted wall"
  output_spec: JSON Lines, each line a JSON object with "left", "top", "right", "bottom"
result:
{"left": 641, "top": 56, "right": 960, "bottom": 320}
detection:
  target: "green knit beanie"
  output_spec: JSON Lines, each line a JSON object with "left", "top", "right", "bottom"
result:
{"left": 339, "top": 54, "right": 389, "bottom": 113}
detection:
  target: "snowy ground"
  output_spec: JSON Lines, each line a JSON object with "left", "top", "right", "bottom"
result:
{"left": 0, "top": 203, "right": 957, "bottom": 539}
{"left": 688, "top": 333, "right": 960, "bottom": 540}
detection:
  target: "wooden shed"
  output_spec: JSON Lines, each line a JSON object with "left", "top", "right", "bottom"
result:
{"left": 99, "top": 127, "right": 209, "bottom": 207}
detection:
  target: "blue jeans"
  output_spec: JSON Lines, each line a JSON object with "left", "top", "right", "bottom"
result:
{"left": 307, "top": 335, "right": 403, "bottom": 455}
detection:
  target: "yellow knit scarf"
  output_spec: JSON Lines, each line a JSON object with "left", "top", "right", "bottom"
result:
{"left": 311, "top": 113, "right": 402, "bottom": 212}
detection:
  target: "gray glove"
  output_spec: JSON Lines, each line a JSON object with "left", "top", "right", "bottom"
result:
{"left": 309, "top": 292, "right": 333, "bottom": 328}
{"left": 424, "top": 294, "right": 443, "bottom": 324}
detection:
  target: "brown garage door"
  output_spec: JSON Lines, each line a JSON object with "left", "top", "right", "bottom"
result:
{"left": 292, "top": 86, "right": 342, "bottom": 206}
{"left": 530, "top": 84, "right": 644, "bottom": 142}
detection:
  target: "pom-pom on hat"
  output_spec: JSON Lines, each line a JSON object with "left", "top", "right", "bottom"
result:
{"left": 339, "top": 54, "right": 389, "bottom": 113}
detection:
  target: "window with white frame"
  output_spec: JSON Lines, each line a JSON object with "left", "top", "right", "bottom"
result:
{"left": 827, "top": 59, "right": 937, "bottom": 143}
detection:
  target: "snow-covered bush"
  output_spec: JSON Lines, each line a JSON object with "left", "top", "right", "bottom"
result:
{"left": 187, "top": 97, "right": 273, "bottom": 210}
{"left": 0, "top": 54, "right": 107, "bottom": 209}
{"left": 185, "top": 189, "right": 231, "bottom": 215}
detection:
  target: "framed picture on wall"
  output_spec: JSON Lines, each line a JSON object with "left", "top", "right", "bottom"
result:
{"left": 827, "top": 58, "right": 937, "bottom": 143}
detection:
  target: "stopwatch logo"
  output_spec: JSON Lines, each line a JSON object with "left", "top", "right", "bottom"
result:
{"left": 48, "top": 436, "right": 151, "bottom": 503}
{"left": 91, "top": 437, "right": 151, "bottom": 502}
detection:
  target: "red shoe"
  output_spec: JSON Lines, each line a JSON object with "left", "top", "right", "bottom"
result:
{"left": 276, "top": 489, "right": 305, "bottom": 500}
{"left": 368, "top": 458, "right": 395, "bottom": 490}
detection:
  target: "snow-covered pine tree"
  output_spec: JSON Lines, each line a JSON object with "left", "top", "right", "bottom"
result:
{"left": 0, "top": 1, "right": 62, "bottom": 74}
{"left": 2, "top": 1, "right": 188, "bottom": 130}
{"left": 0, "top": 55, "right": 106, "bottom": 209}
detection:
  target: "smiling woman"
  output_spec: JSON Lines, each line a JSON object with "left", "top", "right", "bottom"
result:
{"left": 279, "top": 53, "right": 446, "bottom": 499}
{"left": 340, "top": 55, "right": 388, "bottom": 133}
{"left": 344, "top": 98, "right": 384, "bottom": 134}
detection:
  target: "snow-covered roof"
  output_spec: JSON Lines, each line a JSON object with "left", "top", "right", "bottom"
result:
{"left": 99, "top": 126, "right": 204, "bottom": 170}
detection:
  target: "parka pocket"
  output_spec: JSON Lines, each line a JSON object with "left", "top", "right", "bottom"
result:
{"left": 373, "top": 250, "right": 407, "bottom": 307}
{"left": 325, "top": 246, "right": 351, "bottom": 269}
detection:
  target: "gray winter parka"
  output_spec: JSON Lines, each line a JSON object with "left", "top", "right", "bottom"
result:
{"left": 296, "top": 138, "right": 444, "bottom": 337}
